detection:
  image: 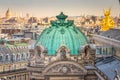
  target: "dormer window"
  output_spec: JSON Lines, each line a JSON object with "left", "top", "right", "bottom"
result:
{"left": 12, "top": 54, "right": 16, "bottom": 61}
{"left": 17, "top": 54, "right": 20, "bottom": 61}
{"left": 26, "top": 53, "right": 28, "bottom": 57}
{"left": 21, "top": 54, "right": 24, "bottom": 58}
{"left": 0, "top": 55, "right": 2, "bottom": 61}
{"left": 6, "top": 55, "right": 9, "bottom": 61}
{"left": 21, "top": 53, "right": 25, "bottom": 60}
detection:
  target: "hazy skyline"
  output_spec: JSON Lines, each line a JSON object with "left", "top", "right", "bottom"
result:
{"left": 0, "top": 0, "right": 119, "bottom": 17}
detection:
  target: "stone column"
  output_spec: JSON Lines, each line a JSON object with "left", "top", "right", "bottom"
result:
{"left": 19, "top": 75, "right": 21, "bottom": 80}
{"left": 10, "top": 76, "right": 13, "bottom": 80}
{"left": 24, "top": 74, "right": 26, "bottom": 80}
{"left": 45, "top": 76, "right": 49, "bottom": 80}
{"left": 23, "top": 75, "right": 26, "bottom": 80}
{"left": 11, "top": 76, "right": 15, "bottom": 80}
{"left": 21, "top": 75, "right": 23, "bottom": 80}
{"left": 14, "top": 76, "right": 16, "bottom": 80}
{"left": 16, "top": 75, "right": 19, "bottom": 80}
{"left": 23, "top": 75, "right": 25, "bottom": 80}
{"left": 7, "top": 77, "right": 10, "bottom": 80}
{"left": 26, "top": 74, "right": 29, "bottom": 80}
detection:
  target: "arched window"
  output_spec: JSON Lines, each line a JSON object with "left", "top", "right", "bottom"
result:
{"left": 18, "top": 54, "right": 20, "bottom": 61}
{"left": 10, "top": 54, "right": 13, "bottom": 61}
{"left": 16, "top": 54, "right": 20, "bottom": 61}
{"left": 6, "top": 55, "right": 9, "bottom": 61}
{"left": 13, "top": 54, "right": 16, "bottom": 61}
{"left": 0, "top": 55, "right": 2, "bottom": 60}
{"left": 16, "top": 54, "right": 18, "bottom": 59}
{"left": 0, "top": 55, "right": 2, "bottom": 61}
{"left": 21, "top": 54, "right": 24, "bottom": 59}
{"left": 26, "top": 53, "right": 29, "bottom": 59}
{"left": 26, "top": 53, "right": 28, "bottom": 57}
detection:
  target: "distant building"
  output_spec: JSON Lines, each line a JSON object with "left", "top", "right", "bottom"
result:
{"left": 0, "top": 39, "right": 30, "bottom": 80}
{"left": 5, "top": 8, "right": 11, "bottom": 19}
{"left": 1, "top": 28, "right": 21, "bottom": 35}
{"left": 27, "top": 12, "right": 120, "bottom": 80}
{"left": 0, "top": 12, "right": 120, "bottom": 80}
{"left": 94, "top": 29, "right": 120, "bottom": 57}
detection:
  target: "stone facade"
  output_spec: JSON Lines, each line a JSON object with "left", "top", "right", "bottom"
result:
{"left": 28, "top": 44, "right": 101, "bottom": 80}
{"left": 0, "top": 40, "right": 30, "bottom": 80}
{"left": 28, "top": 13, "right": 109, "bottom": 80}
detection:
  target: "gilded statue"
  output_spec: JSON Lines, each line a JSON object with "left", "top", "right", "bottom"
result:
{"left": 101, "top": 8, "right": 115, "bottom": 31}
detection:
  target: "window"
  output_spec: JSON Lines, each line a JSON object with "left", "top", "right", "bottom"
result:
{"left": 21, "top": 54, "right": 24, "bottom": 59}
{"left": 10, "top": 55, "right": 13, "bottom": 61}
{"left": 13, "top": 54, "right": 16, "bottom": 61}
{"left": 0, "top": 56, "right": 2, "bottom": 61}
{"left": 21, "top": 53, "right": 25, "bottom": 60}
{"left": 6, "top": 55, "right": 9, "bottom": 61}
{"left": 26, "top": 53, "right": 28, "bottom": 57}
{"left": 17, "top": 54, "right": 20, "bottom": 61}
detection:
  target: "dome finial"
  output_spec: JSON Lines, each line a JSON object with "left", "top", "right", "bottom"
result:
{"left": 56, "top": 12, "right": 68, "bottom": 20}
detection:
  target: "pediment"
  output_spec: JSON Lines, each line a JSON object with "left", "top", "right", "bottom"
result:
{"left": 43, "top": 61, "right": 87, "bottom": 76}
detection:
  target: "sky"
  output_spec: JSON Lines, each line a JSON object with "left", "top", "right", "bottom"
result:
{"left": 0, "top": 0, "right": 119, "bottom": 17}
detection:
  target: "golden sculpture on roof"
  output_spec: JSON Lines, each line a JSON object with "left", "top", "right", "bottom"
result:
{"left": 101, "top": 8, "right": 115, "bottom": 31}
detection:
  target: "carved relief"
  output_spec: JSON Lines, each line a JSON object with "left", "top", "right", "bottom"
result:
{"left": 43, "top": 61, "right": 87, "bottom": 75}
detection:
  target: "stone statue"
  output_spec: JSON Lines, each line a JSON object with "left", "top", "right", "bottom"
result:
{"left": 35, "top": 46, "right": 41, "bottom": 57}
{"left": 37, "top": 49, "right": 41, "bottom": 57}
{"left": 60, "top": 48, "right": 67, "bottom": 60}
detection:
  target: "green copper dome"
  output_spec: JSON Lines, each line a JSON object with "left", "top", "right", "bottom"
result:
{"left": 35, "top": 12, "right": 87, "bottom": 55}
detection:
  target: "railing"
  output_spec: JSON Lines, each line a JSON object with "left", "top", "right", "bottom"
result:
{"left": 0, "top": 68, "right": 27, "bottom": 74}
{"left": 0, "top": 60, "right": 28, "bottom": 64}
{"left": 95, "top": 67, "right": 109, "bottom": 80}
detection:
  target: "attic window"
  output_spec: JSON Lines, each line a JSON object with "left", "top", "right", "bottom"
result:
{"left": 0, "top": 56, "right": 2, "bottom": 61}
{"left": 6, "top": 55, "right": 9, "bottom": 61}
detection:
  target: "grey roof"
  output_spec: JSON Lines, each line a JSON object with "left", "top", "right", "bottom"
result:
{"left": 95, "top": 56, "right": 120, "bottom": 80}
{"left": 100, "top": 29, "right": 120, "bottom": 41}
{"left": 85, "top": 65, "right": 96, "bottom": 69}
{"left": 0, "top": 45, "right": 29, "bottom": 55}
